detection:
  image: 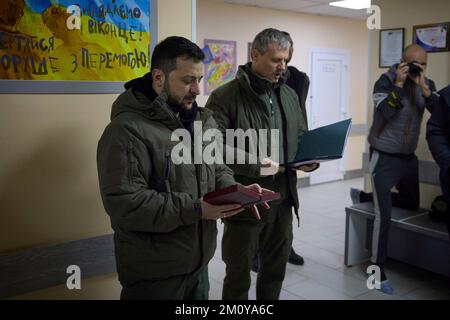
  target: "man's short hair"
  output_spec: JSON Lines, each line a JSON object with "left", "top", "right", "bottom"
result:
{"left": 252, "top": 28, "right": 291, "bottom": 54}
{"left": 282, "top": 31, "right": 293, "bottom": 48}
{"left": 151, "top": 36, "right": 205, "bottom": 74}
{"left": 282, "top": 31, "right": 294, "bottom": 62}
{"left": 402, "top": 44, "right": 427, "bottom": 60}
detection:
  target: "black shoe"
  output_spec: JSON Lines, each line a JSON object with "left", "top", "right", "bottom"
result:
{"left": 288, "top": 248, "right": 304, "bottom": 265}
{"left": 251, "top": 255, "right": 259, "bottom": 272}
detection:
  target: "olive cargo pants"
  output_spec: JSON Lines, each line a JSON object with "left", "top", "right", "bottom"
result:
{"left": 221, "top": 198, "right": 293, "bottom": 300}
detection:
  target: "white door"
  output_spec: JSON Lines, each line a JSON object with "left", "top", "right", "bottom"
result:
{"left": 308, "top": 49, "right": 349, "bottom": 185}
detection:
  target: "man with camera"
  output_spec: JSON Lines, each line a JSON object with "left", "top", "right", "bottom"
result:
{"left": 350, "top": 44, "right": 439, "bottom": 294}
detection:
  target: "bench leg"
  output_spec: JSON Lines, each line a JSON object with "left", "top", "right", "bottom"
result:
{"left": 345, "top": 211, "right": 371, "bottom": 267}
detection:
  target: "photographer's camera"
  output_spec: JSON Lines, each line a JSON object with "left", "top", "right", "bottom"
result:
{"left": 408, "top": 61, "right": 422, "bottom": 78}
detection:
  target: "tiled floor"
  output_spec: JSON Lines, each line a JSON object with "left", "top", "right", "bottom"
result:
{"left": 208, "top": 178, "right": 450, "bottom": 300}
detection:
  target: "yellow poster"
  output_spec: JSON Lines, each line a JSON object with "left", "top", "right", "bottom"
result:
{"left": 0, "top": 0, "right": 151, "bottom": 81}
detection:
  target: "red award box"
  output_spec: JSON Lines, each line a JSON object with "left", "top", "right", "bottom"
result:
{"left": 203, "top": 185, "right": 280, "bottom": 207}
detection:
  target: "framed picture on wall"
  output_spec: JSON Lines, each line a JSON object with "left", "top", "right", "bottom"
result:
{"left": 413, "top": 22, "right": 450, "bottom": 52}
{"left": 203, "top": 39, "right": 237, "bottom": 95}
{"left": 379, "top": 28, "right": 405, "bottom": 68}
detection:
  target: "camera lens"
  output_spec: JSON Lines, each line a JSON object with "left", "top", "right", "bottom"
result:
{"left": 408, "top": 63, "right": 421, "bottom": 78}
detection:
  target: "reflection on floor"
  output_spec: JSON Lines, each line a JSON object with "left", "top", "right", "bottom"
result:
{"left": 209, "top": 178, "right": 450, "bottom": 300}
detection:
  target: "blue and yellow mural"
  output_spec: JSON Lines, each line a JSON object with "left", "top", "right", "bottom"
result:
{"left": 0, "top": 0, "right": 151, "bottom": 81}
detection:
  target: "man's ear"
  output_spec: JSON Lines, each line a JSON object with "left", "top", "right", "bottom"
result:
{"left": 151, "top": 68, "right": 165, "bottom": 93}
{"left": 251, "top": 49, "right": 259, "bottom": 62}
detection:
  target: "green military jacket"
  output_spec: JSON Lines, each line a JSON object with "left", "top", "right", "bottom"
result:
{"left": 206, "top": 63, "right": 308, "bottom": 219}
{"left": 97, "top": 87, "right": 235, "bottom": 286}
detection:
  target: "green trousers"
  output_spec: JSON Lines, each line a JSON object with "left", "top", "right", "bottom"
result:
{"left": 222, "top": 198, "right": 293, "bottom": 300}
{"left": 120, "top": 265, "right": 209, "bottom": 300}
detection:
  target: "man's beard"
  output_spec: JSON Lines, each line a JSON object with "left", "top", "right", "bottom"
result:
{"left": 166, "top": 94, "right": 185, "bottom": 113}
{"left": 162, "top": 83, "right": 193, "bottom": 113}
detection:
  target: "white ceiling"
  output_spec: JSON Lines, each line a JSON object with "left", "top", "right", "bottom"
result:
{"left": 209, "top": 0, "right": 370, "bottom": 20}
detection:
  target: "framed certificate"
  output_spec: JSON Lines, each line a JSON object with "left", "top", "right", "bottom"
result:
{"left": 379, "top": 28, "right": 405, "bottom": 68}
{"left": 413, "top": 22, "right": 450, "bottom": 52}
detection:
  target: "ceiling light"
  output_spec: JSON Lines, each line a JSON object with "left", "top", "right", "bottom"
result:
{"left": 329, "top": 0, "right": 371, "bottom": 10}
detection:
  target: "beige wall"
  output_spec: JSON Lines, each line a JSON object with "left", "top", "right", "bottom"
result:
{"left": 197, "top": 0, "right": 369, "bottom": 173}
{"left": 346, "top": 136, "right": 367, "bottom": 171}
{"left": 366, "top": 0, "right": 450, "bottom": 207}
{"left": 4, "top": 0, "right": 193, "bottom": 299}
{"left": 0, "top": 95, "right": 114, "bottom": 252}
{"left": 158, "top": 0, "right": 193, "bottom": 40}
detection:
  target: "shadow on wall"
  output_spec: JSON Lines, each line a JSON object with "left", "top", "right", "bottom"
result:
{"left": 0, "top": 127, "right": 108, "bottom": 253}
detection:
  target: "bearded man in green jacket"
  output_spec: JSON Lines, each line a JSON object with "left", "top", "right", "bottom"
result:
{"left": 97, "top": 36, "right": 267, "bottom": 300}
{"left": 206, "top": 28, "right": 318, "bottom": 300}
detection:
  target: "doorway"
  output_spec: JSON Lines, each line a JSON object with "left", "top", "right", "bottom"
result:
{"left": 308, "top": 48, "right": 349, "bottom": 184}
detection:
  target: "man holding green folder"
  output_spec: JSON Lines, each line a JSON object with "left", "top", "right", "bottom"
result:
{"left": 206, "top": 28, "right": 318, "bottom": 300}
{"left": 251, "top": 31, "right": 313, "bottom": 271}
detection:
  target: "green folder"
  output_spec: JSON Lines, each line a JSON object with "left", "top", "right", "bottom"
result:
{"left": 285, "top": 119, "right": 352, "bottom": 167}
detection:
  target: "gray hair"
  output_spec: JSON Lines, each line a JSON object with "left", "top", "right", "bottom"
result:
{"left": 252, "top": 28, "right": 291, "bottom": 54}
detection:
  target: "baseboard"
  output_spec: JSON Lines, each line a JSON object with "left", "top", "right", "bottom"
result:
{"left": 344, "top": 169, "right": 364, "bottom": 180}
{"left": 297, "top": 169, "right": 364, "bottom": 189}
{"left": 297, "top": 177, "right": 311, "bottom": 188}
{"left": 0, "top": 234, "right": 116, "bottom": 299}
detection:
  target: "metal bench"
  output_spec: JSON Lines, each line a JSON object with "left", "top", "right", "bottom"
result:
{"left": 345, "top": 202, "right": 450, "bottom": 278}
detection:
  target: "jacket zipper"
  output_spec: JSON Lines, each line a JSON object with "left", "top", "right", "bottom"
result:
{"left": 402, "top": 96, "right": 416, "bottom": 153}
{"left": 266, "top": 91, "right": 276, "bottom": 183}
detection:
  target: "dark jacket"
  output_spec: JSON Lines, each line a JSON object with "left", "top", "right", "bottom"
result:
{"left": 286, "top": 66, "right": 310, "bottom": 129}
{"left": 205, "top": 63, "right": 308, "bottom": 218}
{"left": 97, "top": 74, "right": 236, "bottom": 286}
{"left": 427, "top": 85, "right": 450, "bottom": 200}
{"left": 368, "top": 64, "right": 439, "bottom": 155}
